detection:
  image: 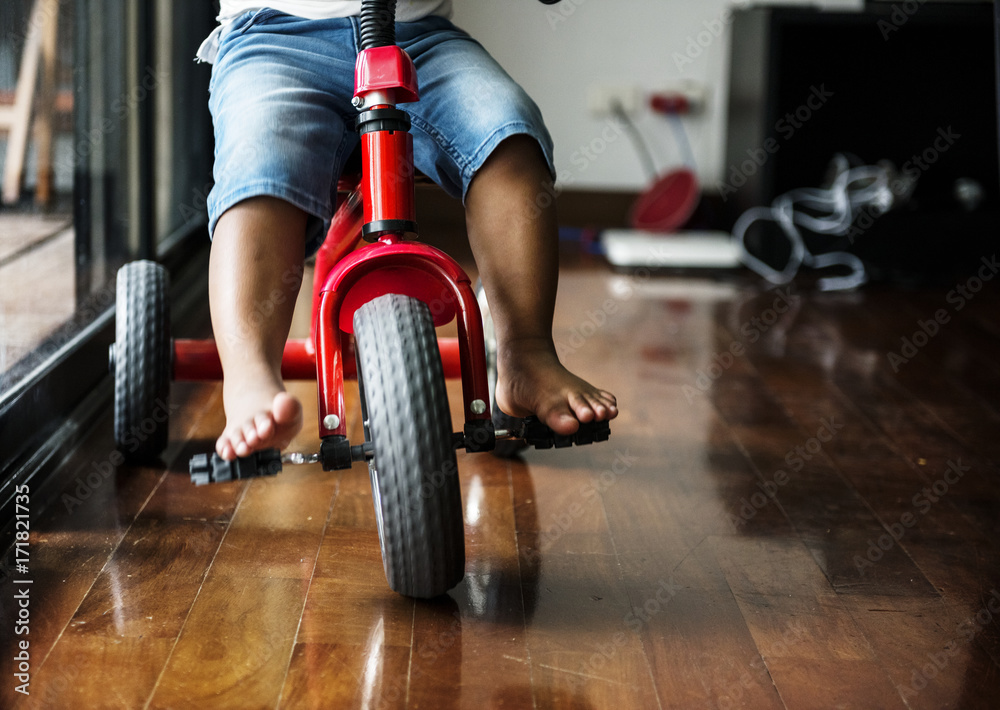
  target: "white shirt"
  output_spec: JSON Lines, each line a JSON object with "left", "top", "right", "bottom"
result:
{"left": 197, "top": 1, "right": 453, "bottom": 63}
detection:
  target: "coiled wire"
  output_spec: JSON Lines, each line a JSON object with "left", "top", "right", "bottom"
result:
{"left": 732, "top": 154, "right": 899, "bottom": 291}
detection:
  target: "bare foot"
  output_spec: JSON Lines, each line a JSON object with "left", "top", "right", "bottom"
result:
{"left": 216, "top": 371, "right": 303, "bottom": 460}
{"left": 495, "top": 337, "right": 618, "bottom": 436}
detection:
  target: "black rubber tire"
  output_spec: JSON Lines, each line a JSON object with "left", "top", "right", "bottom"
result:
{"left": 114, "top": 260, "right": 171, "bottom": 462}
{"left": 353, "top": 293, "right": 465, "bottom": 598}
{"left": 475, "top": 281, "right": 527, "bottom": 458}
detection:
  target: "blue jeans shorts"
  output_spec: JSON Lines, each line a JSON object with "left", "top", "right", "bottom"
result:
{"left": 207, "top": 10, "right": 555, "bottom": 253}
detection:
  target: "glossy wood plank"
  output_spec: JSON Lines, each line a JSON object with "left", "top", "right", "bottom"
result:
{"left": 0, "top": 381, "right": 220, "bottom": 709}
{"left": 839, "top": 595, "right": 1000, "bottom": 710}
{"left": 283, "top": 523, "right": 414, "bottom": 707}
{"left": 143, "top": 374, "right": 337, "bottom": 707}
{"left": 713, "top": 384, "right": 938, "bottom": 595}
{"left": 147, "top": 575, "right": 307, "bottom": 709}
{"left": 715, "top": 536, "right": 906, "bottom": 707}
{"left": 749, "top": 360, "right": 1000, "bottom": 607}
{"left": 406, "top": 576, "right": 534, "bottom": 710}
{"left": 281, "top": 641, "right": 412, "bottom": 710}
{"left": 743, "top": 293, "right": 1000, "bottom": 576}
{"left": 632, "top": 583, "right": 784, "bottom": 709}
{"left": 207, "top": 469, "right": 338, "bottom": 581}
{"left": 517, "top": 551, "right": 662, "bottom": 709}
{"left": 713, "top": 287, "right": 1000, "bottom": 693}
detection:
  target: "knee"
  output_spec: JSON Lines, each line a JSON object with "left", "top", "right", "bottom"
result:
{"left": 490, "top": 135, "right": 547, "bottom": 167}
{"left": 477, "top": 135, "right": 552, "bottom": 187}
{"left": 228, "top": 196, "right": 307, "bottom": 221}
{"left": 215, "top": 196, "right": 309, "bottom": 244}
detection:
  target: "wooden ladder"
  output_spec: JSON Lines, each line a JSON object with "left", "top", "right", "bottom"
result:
{"left": 1, "top": 0, "right": 61, "bottom": 206}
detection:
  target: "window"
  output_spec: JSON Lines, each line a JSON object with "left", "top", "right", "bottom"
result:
{"left": 1, "top": 0, "right": 75, "bottom": 387}
{"left": 1, "top": 0, "right": 215, "bottom": 509}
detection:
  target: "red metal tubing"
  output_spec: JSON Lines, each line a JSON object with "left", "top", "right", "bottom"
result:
{"left": 316, "top": 290, "right": 348, "bottom": 437}
{"left": 311, "top": 184, "right": 364, "bottom": 345}
{"left": 313, "top": 241, "right": 491, "bottom": 439}
{"left": 361, "top": 129, "right": 416, "bottom": 229}
{"left": 173, "top": 340, "right": 225, "bottom": 381}
{"left": 174, "top": 337, "right": 462, "bottom": 383}
{"left": 451, "top": 280, "right": 491, "bottom": 423}
{"left": 438, "top": 338, "right": 461, "bottom": 379}
{"left": 174, "top": 339, "right": 317, "bottom": 381}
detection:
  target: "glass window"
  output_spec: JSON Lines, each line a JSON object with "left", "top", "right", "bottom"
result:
{"left": 0, "top": 0, "right": 75, "bottom": 384}
{"left": 1, "top": 0, "right": 215, "bottom": 483}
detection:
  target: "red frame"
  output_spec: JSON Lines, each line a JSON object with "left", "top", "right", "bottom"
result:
{"left": 173, "top": 45, "right": 491, "bottom": 443}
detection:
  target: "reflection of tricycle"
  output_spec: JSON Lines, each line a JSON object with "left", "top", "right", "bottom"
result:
{"left": 110, "top": 0, "right": 607, "bottom": 599}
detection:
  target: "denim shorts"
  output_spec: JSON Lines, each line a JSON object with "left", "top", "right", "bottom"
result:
{"left": 207, "top": 10, "right": 555, "bottom": 253}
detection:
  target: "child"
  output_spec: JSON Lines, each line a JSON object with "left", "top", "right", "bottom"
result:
{"left": 197, "top": 1, "right": 618, "bottom": 460}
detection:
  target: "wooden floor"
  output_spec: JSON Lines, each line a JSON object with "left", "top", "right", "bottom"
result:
{"left": 3, "top": 256, "right": 1000, "bottom": 709}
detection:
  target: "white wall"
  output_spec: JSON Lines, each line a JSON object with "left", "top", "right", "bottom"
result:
{"left": 451, "top": 0, "right": 862, "bottom": 192}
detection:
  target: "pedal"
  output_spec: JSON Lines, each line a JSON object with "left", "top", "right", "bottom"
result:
{"left": 189, "top": 449, "right": 283, "bottom": 485}
{"left": 490, "top": 403, "right": 528, "bottom": 458}
{"left": 493, "top": 404, "right": 611, "bottom": 451}
{"left": 521, "top": 416, "right": 610, "bottom": 449}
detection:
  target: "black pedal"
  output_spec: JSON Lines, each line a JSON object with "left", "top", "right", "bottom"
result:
{"left": 189, "top": 449, "right": 282, "bottom": 485}
{"left": 490, "top": 403, "right": 528, "bottom": 458}
{"left": 519, "top": 416, "right": 611, "bottom": 450}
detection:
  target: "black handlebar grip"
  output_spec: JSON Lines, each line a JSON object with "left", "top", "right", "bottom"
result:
{"left": 190, "top": 449, "right": 282, "bottom": 485}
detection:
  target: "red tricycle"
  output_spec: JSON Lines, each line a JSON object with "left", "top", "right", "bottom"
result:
{"left": 110, "top": 0, "right": 607, "bottom": 599}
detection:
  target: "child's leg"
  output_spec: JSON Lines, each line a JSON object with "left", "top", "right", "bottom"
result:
{"left": 465, "top": 135, "right": 618, "bottom": 435}
{"left": 396, "top": 19, "right": 618, "bottom": 435}
{"left": 204, "top": 13, "right": 362, "bottom": 460}
{"left": 210, "top": 197, "right": 306, "bottom": 460}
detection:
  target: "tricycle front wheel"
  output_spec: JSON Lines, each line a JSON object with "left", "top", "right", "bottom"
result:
{"left": 353, "top": 293, "right": 465, "bottom": 598}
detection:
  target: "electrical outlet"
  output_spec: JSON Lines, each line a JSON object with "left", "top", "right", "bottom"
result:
{"left": 587, "top": 84, "right": 642, "bottom": 117}
{"left": 651, "top": 80, "right": 707, "bottom": 114}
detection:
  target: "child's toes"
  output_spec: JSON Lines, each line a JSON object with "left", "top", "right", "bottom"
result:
{"left": 273, "top": 392, "right": 300, "bottom": 425}
{"left": 567, "top": 393, "right": 596, "bottom": 424}
{"left": 544, "top": 401, "right": 581, "bottom": 435}
{"left": 589, "top": 391, "right": 618, "bottom": 418}
{"left": 242, "top": 420, "right": 261, "bottom": 449}
{"left": 254, "top": 412, "right": 275, "bottom": 441}
{"left": 218, "top": 429, "right": 245, "bottom": 460}
{"left": 235, "top": 437, "right": 251, "bottom": 458}
{"left": 584, "top": 394, "right": 610, "bottom": 420}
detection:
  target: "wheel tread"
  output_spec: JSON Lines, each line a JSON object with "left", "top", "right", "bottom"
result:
{"left": 354, "top": 293, "right": 464, "bottom": 597}
{"left": 114, "top": 260, "right": 171, "bottom": 461}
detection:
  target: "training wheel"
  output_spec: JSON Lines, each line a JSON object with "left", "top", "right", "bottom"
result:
{"left": 112, "top": 260, "right": 171, "bottom": 462}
